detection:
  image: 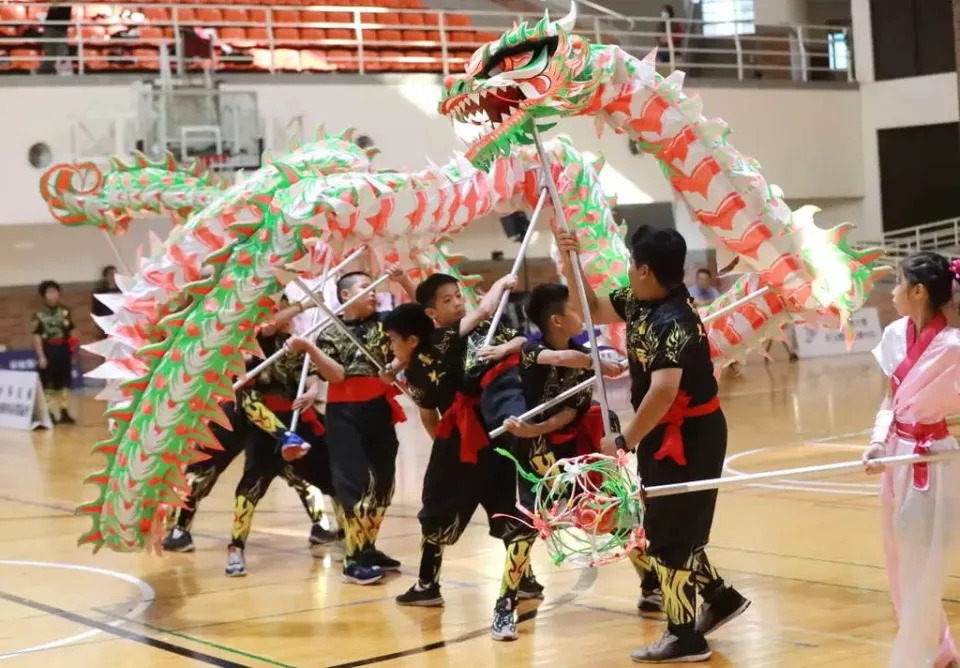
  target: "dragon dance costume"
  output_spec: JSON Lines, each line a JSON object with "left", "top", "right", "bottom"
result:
{"left": 317, "top": 311, "right": 402, "bottom": 573}
{"left": 397, "top": 323, "right": 534, "bottom": 606}
{"left": 609, "top": 285, "right": 748, "bottom": 654}
{"left": 31, "top": 303, "right": 75, "bottom": 421}
{"left": 164, "top": 332, "right": 332, "bottom": 554}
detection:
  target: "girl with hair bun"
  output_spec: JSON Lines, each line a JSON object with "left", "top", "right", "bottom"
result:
{"left": 864, "top": 250, "right": 960, "bottom": 667}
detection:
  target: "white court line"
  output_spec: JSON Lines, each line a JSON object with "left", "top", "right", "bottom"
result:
{"left": 723, "top": 430, "right": 880, "bottom": 496}
{"left": 0, "top": 560, "right": 155, "bottom": 659}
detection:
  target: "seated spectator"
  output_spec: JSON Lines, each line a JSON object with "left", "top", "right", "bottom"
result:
{"left": 689, "top": 268, "right": 720, "bottom": 306}
{"left": 91, "top": 265, "right": 120, "bottom": 319}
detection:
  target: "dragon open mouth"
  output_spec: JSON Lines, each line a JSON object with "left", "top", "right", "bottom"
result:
{"left": 442, "top": 86, "right": 532, "bottom": 170}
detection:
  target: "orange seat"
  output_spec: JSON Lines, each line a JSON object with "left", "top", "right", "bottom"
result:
{"left": 375, "top": 29, "right": 403, "bottom": 44}
{"left": 81, "top": 25, "right": 108, "bottom": 43}
{"left": 139, "top": 26, "right": 164, "bottom": 42}
{"left": 219, "top": 27, "right": 246, "bottom": 43}
{"left": 0, "top": 4, "right": 27, "bottom": 36}
{"left": 301, "top": 9, "right": 326, "bottom": 24}
{"left": 327, "top": 28, "right": 353, "bottom": 41}
{"left": 446, "top": 14, "right": 471, "bottom": 28}
{"left": 273, "top": 9, "right": 301, "bottom": 26}
{"left": 195, "top": 8, "right": 223, "bottom": 24}
{"left": 274, "top": 27, "right": 300, "bottom": 43}
{"left": 133, "top": 48, "right": 160, "bottom": 69}
{"left": 245, "top": 27, "right": 270, "bottom": 45}
{"left": 326, "top": 48, "right": 358, "bottom": 71}
{"left": 222, "top": 8, "right": 248, "bottom": 24}
{"left": 10, "top": 48, "right": 38, "bottom": 71}
{"left": 142, "top": 7, "right": 170, "bottom": 23}
{"left": 301, "top": 27, "right": 326, "bottom": 41}
{"left": 176, "top": 8, "right": 197, "bottom": 24}
{"left": 450, "top": 31, "right": 475, "bottom": 43}
{"left": 399, "top": 12, "right": 424, "bottom": 25}
{"left": 301, "top": 49, "right": 336, "bottom": 71}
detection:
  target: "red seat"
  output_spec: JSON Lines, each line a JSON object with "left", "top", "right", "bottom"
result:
{"left": 301, "top": 27, "right": 326, "bottom": 42}
{"left": 273, "top": 9, "right": 301, "bottom": 27}
{"left": 10, "top": 47, "right": 39, "bottom": 71}
{"left": 375, "top": 29, "right": 403, "bottom": 45}
{"left": 176, "top": 8, "right": 197, "bottom": 24}
{"left": 0, "top": 4, "right": 27, "bottom": 36}
{"left": 450, "top": 31, "right": 475, "bottom": 44}
{"left": 326, "top": 48, "right": 358, "bottom": 71}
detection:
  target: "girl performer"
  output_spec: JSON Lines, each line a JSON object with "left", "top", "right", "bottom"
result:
{"left": 864, "top": 251, "right": 960, "bottom": 668}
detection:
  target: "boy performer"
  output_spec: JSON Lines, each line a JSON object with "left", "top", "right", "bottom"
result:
{"left": 381, "top": 275, "right": 539, "bottom": 641}
{"left": 503, "top": 283, "right": 623, "bottom": 476}
{"left": 556, "top": 226, "right": 750, "bottom": 664}
{"left": 32, "top": 280, "right": 76, "bottom": 424}
{"left": 295, "top": 266, "right": 414, "bottom": 585}
{"left": 162, "top": 299, "right": 332, "bottom": 555}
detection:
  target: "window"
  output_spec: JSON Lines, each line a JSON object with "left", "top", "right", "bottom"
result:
{"left": 700, "top": 0, "right": 755, "bottom": 36}
{"left": 828, "top": 31, "right": 848, "bottom": 71}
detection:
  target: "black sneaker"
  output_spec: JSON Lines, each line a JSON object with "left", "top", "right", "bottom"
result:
{"left": 225, "top": 546, "right": 247, "bottom": 577}
{"left": 696, "top": 587, "right": 751, "bottom": 636}
{"left": 49, "top": 412, "right": 59, "bottom": 425}
{"left": 630, "top": 629, "right": 711, "bottom": 663}
{"left": 395, "top": 582, "right": 444, "bottom": 607}
{"left": 162, "top": 527, "right": 195, "bottom": 553}
{"left": 637, "top": 588, "right": 663, "bottom": 614}
{"left": 309, "top": 523, "right": 340, "bottom": 546}
{"left": 517, "top": 573, "right": 545, "bottom": 600}
{"left": 490, "top": 596, "right": 518, "bottom": 641}
{"left": 59, "top": 410, "right": 76, "bottom": 424}
{"left": 368, "top": 549, "right": 401, "bottom": 572}
{"left": 341, "top": 562, "right": 384, "bottom": 585}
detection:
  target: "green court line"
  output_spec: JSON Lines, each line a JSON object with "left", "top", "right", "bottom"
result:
{"left": 96, "top": 610, "right": 297, "bottom": 668}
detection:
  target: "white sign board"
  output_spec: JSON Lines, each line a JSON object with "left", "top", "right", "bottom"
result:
{"left": 0, "top": 370, "right": 53, "bottom": 431}
{"left": 795, "top": 307, "right": 882, "bottom": 359}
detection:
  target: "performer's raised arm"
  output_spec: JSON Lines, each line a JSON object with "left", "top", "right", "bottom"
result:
{"left": 554, "top": 229, "right": 622, "bottom": 325}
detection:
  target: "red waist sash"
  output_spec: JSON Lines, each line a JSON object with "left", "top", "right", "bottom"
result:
{"left": 435, "top": 392, "right": 489, "bottom": 463}
{"left": 654, "top": 391, "right": 721, "bottom": 466}
{"left": 894, "top": 419, "right": 949, "bottom": 491}
{"left": 45, "top": 336, "right": 79, "bottom": 352}
{"left": 326, "top": 376, "right": 406, "bottom": 424}
{"left": 480, "top": 353, "right": 520, "bottom": 389}
{"left": 549, "top": 404, "right": 605, "bottom": 457}
{"left": 262, "top": 394, "right": 325, "bottom": 437}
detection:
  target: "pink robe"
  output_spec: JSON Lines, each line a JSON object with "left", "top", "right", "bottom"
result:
{"left": 873, "top": 316, "right": 960, "bottom": 667}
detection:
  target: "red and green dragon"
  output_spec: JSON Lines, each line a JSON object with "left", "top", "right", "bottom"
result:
{"left": 40, "top": 4, "right": 887, "bottom": 552}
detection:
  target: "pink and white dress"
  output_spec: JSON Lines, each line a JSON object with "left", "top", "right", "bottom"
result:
{"left": 872, "top": 313, "right": 960, "bottom": 667}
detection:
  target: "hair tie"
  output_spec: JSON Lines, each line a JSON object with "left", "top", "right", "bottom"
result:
{"left": 950, "top": 258, "right": 960, "bottom": 283}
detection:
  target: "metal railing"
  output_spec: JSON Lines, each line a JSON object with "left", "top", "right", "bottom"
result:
{"left": 0, "top": 2, "right": 854, "bottom": 82}
{"left": 865, "top": 216, "right": 960, "bottom": 260}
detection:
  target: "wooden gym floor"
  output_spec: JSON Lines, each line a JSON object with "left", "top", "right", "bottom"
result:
{"left": 1, "top": 352, "right": 958, "bottom": 667}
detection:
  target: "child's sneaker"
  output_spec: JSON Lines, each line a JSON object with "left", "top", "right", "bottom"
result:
{"left": 341, "top": 562, "right": 384, "bottom": 585}
{"left": 490, "top": 597, "right": 518, "bottom": 641}
{"left": 162, "top": 527, "right": 195, "bottom": 553}
{"left": 225, "top": 546, "right": 247, "bottom": 577}
{"left": 395, "top": 582, "right": 444, "bottom": 607}
{"left": 517, "top": 573, "right": 545, "bottom": 600}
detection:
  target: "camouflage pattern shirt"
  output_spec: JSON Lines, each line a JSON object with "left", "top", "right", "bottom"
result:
{"left": 31, "top": 305, "right": 74, "bottom": 342}
{"left": 608, "top": 286, "right": 717, "bottom": 410}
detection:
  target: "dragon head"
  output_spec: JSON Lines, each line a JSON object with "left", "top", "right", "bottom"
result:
{"left": 438, "top": 3, "right": 610, "bottom": 170}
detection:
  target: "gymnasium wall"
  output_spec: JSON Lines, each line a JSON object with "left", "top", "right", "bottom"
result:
{"left": 0, "top": 77, "right": 864, "bottom": 290}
